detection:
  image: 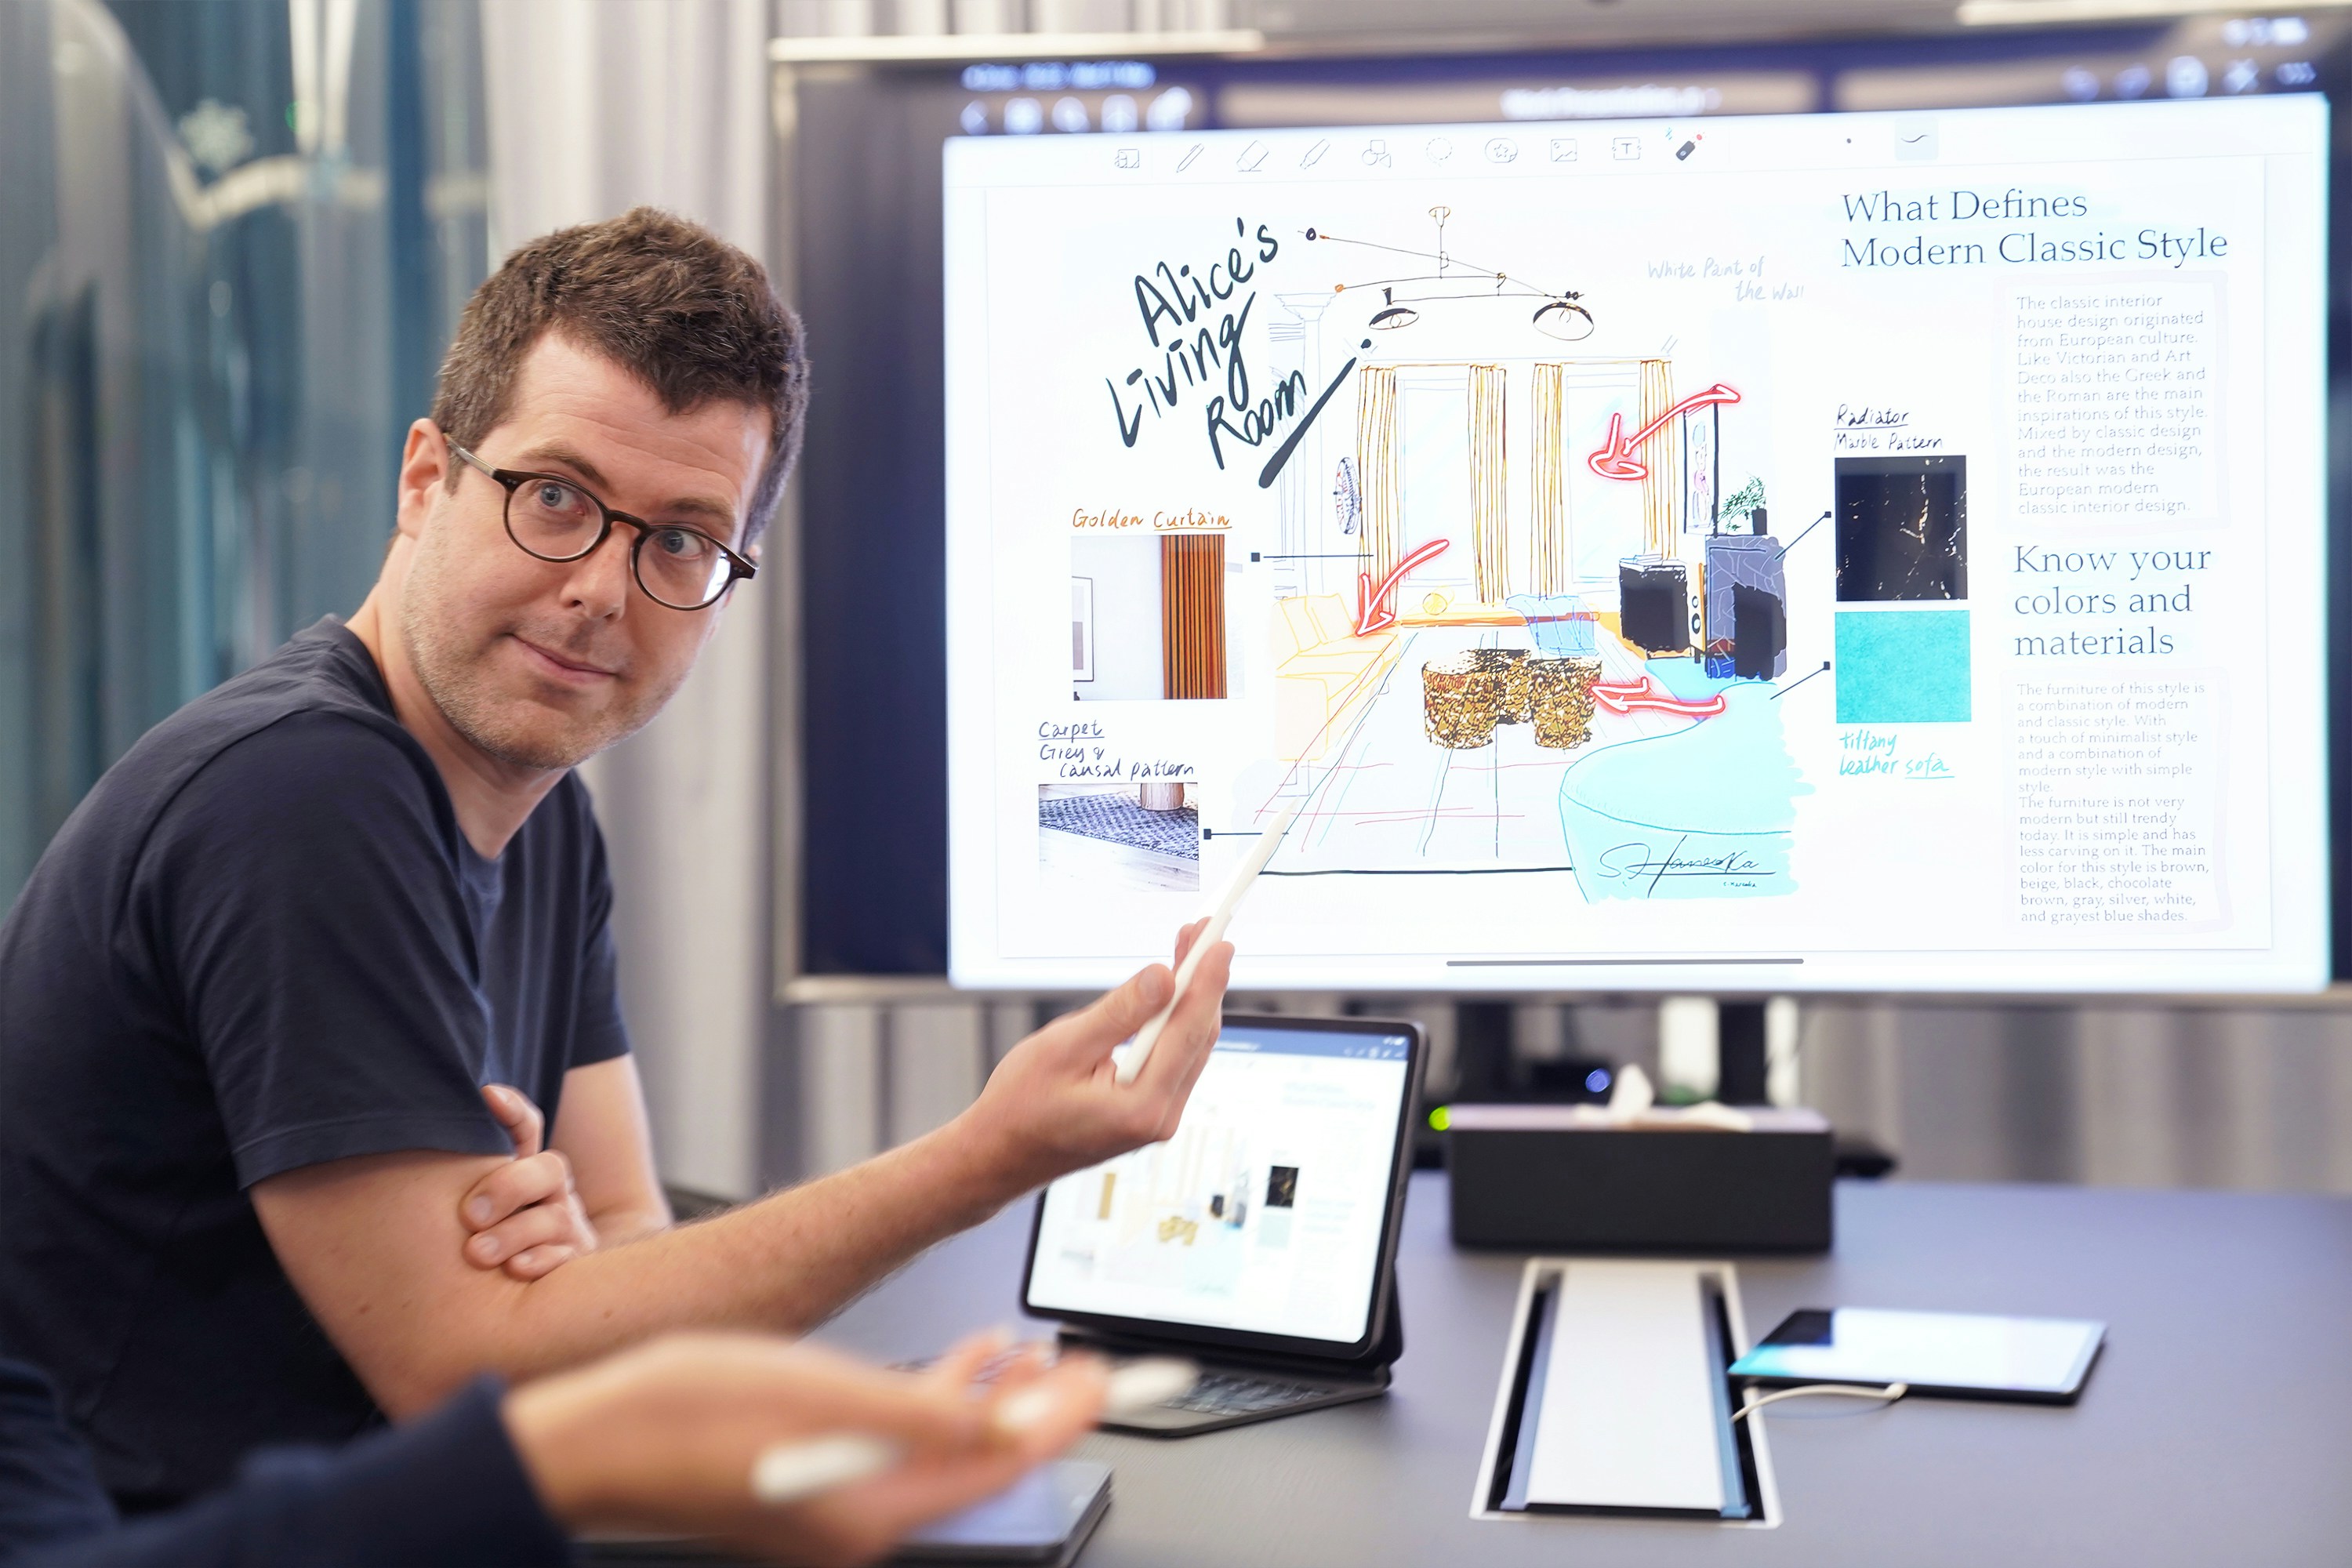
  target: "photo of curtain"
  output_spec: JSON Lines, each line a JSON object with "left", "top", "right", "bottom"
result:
{"left": 1530, "top": 363, "right": 1567, "bottom": 595}
{"left": 1160, "top": 533, "right": 1228, "bottom": 699}
{"left": 1356, "top": 365, "right": 1400, "bottom": 592}
{"left": 1468, "top": 364, "right": 1508, "bottom": 604}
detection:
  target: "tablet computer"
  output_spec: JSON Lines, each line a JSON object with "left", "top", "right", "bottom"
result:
{"left": 1022, "top": 1014, "right": 1425, "bottom": 1373}
{"left": 1730, "top": 1306, "right": 2106, "bottom": 1404}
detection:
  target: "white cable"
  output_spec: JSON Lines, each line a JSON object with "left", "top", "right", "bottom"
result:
{"left": 1732, "top": 1381, "right": 1908, "bottom": 1424}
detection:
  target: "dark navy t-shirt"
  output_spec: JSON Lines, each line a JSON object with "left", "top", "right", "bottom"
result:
{"left": 0, "top": 619, "right": 630, "bottom": 1510}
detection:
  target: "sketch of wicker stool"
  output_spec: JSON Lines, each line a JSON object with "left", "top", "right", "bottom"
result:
{"left": 1423, "top": 653, "right": 1504, "bottom": 748}
{"left": 1528, "top": 657, "right": 1601, "bottom": 749}
{"left": 1469, "top": 648, "right": 1533, "bottom": 724}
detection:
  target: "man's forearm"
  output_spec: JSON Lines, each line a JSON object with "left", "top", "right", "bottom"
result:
{"left": 263, "top": 948, "right": 1228, "bottom": 1420}
{"left": 348, "top": 1110, "right": 1026, "bottom": 1414}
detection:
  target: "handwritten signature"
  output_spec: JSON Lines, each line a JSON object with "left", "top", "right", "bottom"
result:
{"left": 1595, "top": 836, "right": 1773, "bottom": 897}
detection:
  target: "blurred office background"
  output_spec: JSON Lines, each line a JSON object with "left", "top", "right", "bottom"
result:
{"left": 6, "top": 0, "right": 2352, "bottom": 1203}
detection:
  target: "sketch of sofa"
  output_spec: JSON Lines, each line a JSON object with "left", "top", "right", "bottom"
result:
{"left": 1274, "top": 593, "right": 1400, "bottom": 760}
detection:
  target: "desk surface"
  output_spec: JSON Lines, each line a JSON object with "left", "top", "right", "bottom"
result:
{"left": 815, "top": 1172, "right": 2352, "bottom": 1567}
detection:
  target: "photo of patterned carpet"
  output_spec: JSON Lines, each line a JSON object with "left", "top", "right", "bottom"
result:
{"left": 1039, "top": 793, "right": 1200, "bottom": 859}
{"left": 1038, "top": 785, "right": 1200, "bottom": 892}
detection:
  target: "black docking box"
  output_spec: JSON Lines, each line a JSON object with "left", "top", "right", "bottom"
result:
{"left": 1446, "top": 1105, "right": 1835, "bottom": 1254}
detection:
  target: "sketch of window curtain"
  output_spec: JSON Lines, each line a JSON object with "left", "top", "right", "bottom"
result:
{"left": 1355, "top": 366, "right": 1401, "bottom": 596}
{"left": 1160, "top": 533, "right": 1228, "bottom": 699}
{"left": 1639, "top": 358, "right": 1682, "bottom": 555}
{"left": 1530, "top": 364, "right": 1568, "bottom": 595}
{"left": 1468, "top": 365, "right": 1508, "bottom": 604}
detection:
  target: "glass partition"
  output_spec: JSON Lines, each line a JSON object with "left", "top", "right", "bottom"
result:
{"left": 0, "top": 0, "right": 488, "bottom": 902}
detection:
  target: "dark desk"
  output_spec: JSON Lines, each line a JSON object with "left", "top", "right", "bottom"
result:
{"left": 815, "top": 1172, "right": 2352, "bottom": 1566}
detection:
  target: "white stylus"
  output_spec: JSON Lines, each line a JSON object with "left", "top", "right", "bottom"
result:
{"left": 1111, "top": 799, "right": 1301, "bottom": 1086}
{"left": 749, "top": 1359, "right": 1200, "bottom": 1507}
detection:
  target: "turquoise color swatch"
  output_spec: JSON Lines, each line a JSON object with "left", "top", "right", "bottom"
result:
{"left": 1835, "top": 610, "right": 1971, "bottom": 724}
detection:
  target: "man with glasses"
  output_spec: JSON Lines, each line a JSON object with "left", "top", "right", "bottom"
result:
{"left": 0, "top": 208, "right": 1231, "bottom": 1512}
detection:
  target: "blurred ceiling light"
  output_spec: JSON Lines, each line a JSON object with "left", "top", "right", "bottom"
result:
{"left": 178, "top": 100, "right": 254, "bottom": 174}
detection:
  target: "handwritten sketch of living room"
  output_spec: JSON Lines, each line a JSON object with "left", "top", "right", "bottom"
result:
{"left": 1258, "top": 296, "right": 1807, "bottom": 900}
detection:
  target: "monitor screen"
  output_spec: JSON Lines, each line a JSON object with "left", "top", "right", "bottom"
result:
{"left": 942, "top": 93, "right": 2328, "bottom": 993}
{"left": 1024, "top": 1021, "right": 1414, "bottom": 1346}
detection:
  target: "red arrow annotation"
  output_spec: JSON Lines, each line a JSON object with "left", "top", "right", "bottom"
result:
{"left": 1590, "top": 675, "right": 1726, "bottom": 719}
{"left": 1585, "top": 383, "right": 1743, "bottom": 482}
{"left": 1353, "top": 538, "right": 1452, "bottom": 636}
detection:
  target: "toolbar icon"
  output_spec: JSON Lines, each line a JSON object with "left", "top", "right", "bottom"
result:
{"left": 1548, "top": 137, "right": 1577, "bottom": 162}
{"left": 1114, "top": 147, "right": 1140, "bottom": 169}
{"left": 1425, "top": 136, "right": 1454, "bottom": 162}
{"left": 1363, "top": 139, "right": 1392, "bottom": 168}
{"left": 1484, "top": 137, "right": 1518, "bottom": 164}
{"left": 1175, "top": 143, "right": 1203, "bottom": 172}
{"left": 1301, "top": 137, "right": 1330, "bottom": 169}
{"left": 1611, "top": 136, "right": 1640, "bottom": 160}
{"left": 1236, "top": 139, "right": 1269, "bottom": 172}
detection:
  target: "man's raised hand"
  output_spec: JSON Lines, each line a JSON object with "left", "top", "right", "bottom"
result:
{"left": 955, "top": 919, "right": 1233, "bottom": 1198}
{"left": 460, "top": 1084, "right": 599, "bottom": 1279}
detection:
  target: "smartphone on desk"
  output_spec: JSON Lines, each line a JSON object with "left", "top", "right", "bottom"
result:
{"left": 1731, "top": 1306, "right": 2105, "bottom": 1405}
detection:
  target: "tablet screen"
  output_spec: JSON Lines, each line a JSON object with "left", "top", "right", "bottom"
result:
{"left": 1025, "top": 1022, "right": 1415, "bottom": 1347}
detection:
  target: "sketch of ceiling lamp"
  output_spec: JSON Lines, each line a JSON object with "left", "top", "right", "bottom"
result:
{"left": 1308, "top": 205, "right": 1595, "bottom": 341}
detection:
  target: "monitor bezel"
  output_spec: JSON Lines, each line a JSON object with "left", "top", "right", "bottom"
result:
{"left": 1019, "top": 1011, "right": 1427, "bottom": 1363}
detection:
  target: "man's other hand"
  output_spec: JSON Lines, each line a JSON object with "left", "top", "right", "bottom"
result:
{"left": 954, "top": 919, "right": 1233, "bottom": 1198}
{"left": 461, "top": 1085, "right": 598, "bottom": 1280}
{"left": 503, "top": 1330, "right": 1107, "bottom": 1568}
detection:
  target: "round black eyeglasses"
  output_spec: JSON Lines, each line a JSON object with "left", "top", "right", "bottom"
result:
{"left": 448, "top": 442, "right": 756, "bottom": 612}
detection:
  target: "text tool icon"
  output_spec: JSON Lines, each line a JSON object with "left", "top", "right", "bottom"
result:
{"left": 1611, "top": 136, "right": 1640, "bottom": 160}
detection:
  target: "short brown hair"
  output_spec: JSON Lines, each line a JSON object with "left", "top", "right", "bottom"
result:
{"left": 431, "top": 206, "right": 808, "bottom": 546}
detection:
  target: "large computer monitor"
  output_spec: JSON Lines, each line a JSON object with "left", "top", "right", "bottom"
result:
{"left": 790, "top": 20, "right": 2349, "bottom": 989}
{"left": 940, "top": 94, "right": 2325, "bottom": 992}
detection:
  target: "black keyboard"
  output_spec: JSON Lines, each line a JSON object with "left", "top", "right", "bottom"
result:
{"left": 1157, "top": 1370, "right": 1331, "bottom": 1417}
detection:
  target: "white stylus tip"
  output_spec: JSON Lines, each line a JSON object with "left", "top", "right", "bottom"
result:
{"left": 750, "top": 1434, "right": 899, "bottom": 1506}
{"left": 1104, "top": 1358, "right": 1199, "bottom": 1415}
